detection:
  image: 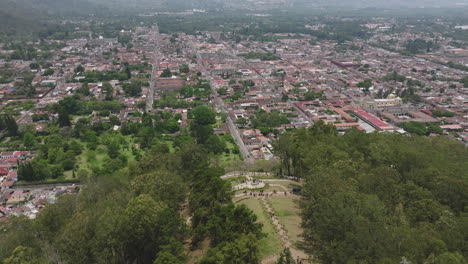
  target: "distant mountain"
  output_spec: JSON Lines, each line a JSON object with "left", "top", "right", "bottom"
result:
{"left": 1, "top": 0, "right": 106, "bottom": 16}
{"left": 0, "top": 0, "right": 106, "bottom": 34}
{"left": 291, "top": 0, "right": 468, "bottom": 9}
{"left": 129, "top": 0, "right": 468, "bottom": 11}
{"left": 164, "top": 0, "right": 468, "bottom": 11}
{"left": 2, "top": 0, "right": 468, "bottom": 35}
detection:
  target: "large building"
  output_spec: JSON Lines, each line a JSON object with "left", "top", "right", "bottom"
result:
{"left": 331, "top": 60, "right": 361, "bottom": 68}
{"left": 155, "top": 77, "right": 185, "bottom": 92}
{"left": 354, "top": 94, "right": 403, "bottom": 110}
{"left": 351, "top": 109, "right": 396, "bottom": 131}
{"left": 378, "top": 107, "right": 438, "bottom": 124}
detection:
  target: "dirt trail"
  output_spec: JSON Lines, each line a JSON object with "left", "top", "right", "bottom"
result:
{"left": 230, "top": 177, "right": 311, "bottom": 263}
{"left": 259, "top": 196, "right": 309, "bottom": 263}
{"left": 261, "top": 254, "right": 279, "bottom": 264}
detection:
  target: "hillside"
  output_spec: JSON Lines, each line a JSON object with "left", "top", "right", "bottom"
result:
{"left": 292, "top": 0, "right": 468, "bottom": 8}
{"left": 0, "top": 0, "right": 106, "bottom": 34}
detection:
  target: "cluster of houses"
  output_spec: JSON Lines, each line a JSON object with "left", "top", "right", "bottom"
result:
{"left": 194, "top": 29, "right": 468, "bottom": 151}
{"left": 0, "top": 151, "right": 78, "bottom": 221}
{"left": 0, "top": 185, "right": 78, "bottom": 221}
{"left": 0, "top": 151, "right": 30, "bottom": 190}
{"left": 1, "top": 21, "right": 468, "bottom": 164}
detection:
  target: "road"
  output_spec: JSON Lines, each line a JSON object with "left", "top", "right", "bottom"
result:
{"left": 146, "top": 24, "right": 160, "bottom": 113}
{"left": 221, "top": 171, "right": 299, "bottom": 181}
{"left": 291, "top": 101, "right": 314, "bottom": 124}
{"left": 197, "top": 54, "right": 255, "bottom": 165}
{"left": 222, "top": 48, "right": 315, "bottom": 142}
{"left": 12, "top": 182, "right": 81, "bottom": 190}
{"left": 15, "top": 74, "right": 68, "bottom": 124}
{"left": 221, "top": 171, "right": 274, "bottom": 179}
{"left": 210, "top": 78, "right": 254, "bottom": 164}
{"left": 226, "top": 114, "right": 254, "bottom": 164}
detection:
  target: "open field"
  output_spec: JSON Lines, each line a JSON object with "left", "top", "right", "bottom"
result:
{"left": 231, "top": 176, "right": 307, "bottom": 261}
{"left": 224, "top": 175, "right": 248, "bottom": 187}
{"left": 64, "top": 136, "right": 141, "bottom": 179}
{"left": 234, "top": 197, "right": 283, "bottom": 260}
{"left": 258, "top": 179, "right": 300, "bottom": 193}
{"left": 219, "top": 138, "right": 242, "bottom": 166}
{"left": 269, "top": 196, "right": 303, "bottom": 247}
{"left": 219, "top": 152, "right": 242, "bottom": 167}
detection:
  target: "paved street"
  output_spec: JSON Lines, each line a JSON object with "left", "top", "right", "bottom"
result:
{"left": 146, "top": 24, "right": 160, "bottom": 113}
{"left": 198, "top": 56, "right": 255, "bottom": 164}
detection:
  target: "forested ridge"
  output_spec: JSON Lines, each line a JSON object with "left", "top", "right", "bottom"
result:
{"left": 1, "top": 121, "right": 467, "bottom": 263}
{"left": 0, "top": 143, "right": 263, "bottom": 263}
{"left": 0, "top": 0, "right": 105, "bottom": 35}
{"left": 274, "top": 121, "right": 468, "bottom": 264}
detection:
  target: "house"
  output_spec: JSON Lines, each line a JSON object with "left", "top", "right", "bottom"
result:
{"left": 331, "top": 60, "right": 361, "bottom": 68}
{"left": 1, "top": 180, "right": 14, "bottom": 189}
{"left": 6, "top": 190, "right": 28, "bottom": 205}
{"left": 6, "top": 171, "right": 17, "bottom": 181}
{"left": 0, "top": 168, "right": 8, "bottom": 176}
{"left": 0, "top": 152, "right": 15, "bottom": 159}
{"left": 440, "top": 124, "right": 463, "bottom": 131}
{"left": 0, "top": 191, "right": 12, "bottom": 203}
{"left": 334, "top": 122, "right": 360, "bottom": 131}
{"left": 257, "top": 136, "right": 269, "bottom": 145}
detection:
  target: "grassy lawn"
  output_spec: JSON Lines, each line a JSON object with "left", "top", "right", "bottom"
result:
{"left": 1, "top": 100, "right": 35, "bottom": 116}
{"left": 71, "top": 115, "right": 90, "bottom": 122}
{"left": 268, "top": 196, "right": 303, "bottom": 247}
{"left": 235, "top": 197, "right": 283, "bottom": 260}
{"left": 261, "top": 180, "right": 296, "bottom": 193}
{"left": 166, "top": 140, "right": 176, "bottom": 153}
{"left": 85, "top": 147, "right": 107, "bottom": 166}
{"left": 224, "top": 137, "right": 236, "bottom": 150}
{"left": 63, "top": 170, "right": 74, "bottom": 179}
{"left": 159, "top": 135, "right": 176, "bottom": 154}
{"left": 233, "top": 186, "right": 269, "bottom": 195}
{"left": 64, "top": 135, "right": 141, "bottom": 179}
{"left": 252, "top": 175, "right": 283, "bottom": 180}
{"left": 219, "top": 138, "right": 242, "bottom": 167}
{"left": 224, "top": 176, "right": 248, "bottom": 186}
{"left": 15, "top": 178, "right": 80, "bottom": 186}
{"left": 219, "top": 152, "right": 241, "bottom": 167}
{"left": 214, "top": 118, "right": 224, "bottom": 128}
{"left": 262, "top": 184, "right": 286, "bottom": 193}
{"left": 64, "top": 147, "right": 106, "bottom": 179}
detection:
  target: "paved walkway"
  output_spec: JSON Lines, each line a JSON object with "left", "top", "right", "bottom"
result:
{"left": 235, "top": 192, "right": 308, "bottom": 263}
{"left": 227, "top": 174, "right": 309, "bottom": 262}
{"left": 232, "top": 175, "right": 269, "bottom": 190}
{"left": 145, "top": 24, "right": 160, "bottom": 112}
{"left": 221, "top": 171, "right": 298, "bottom": 180}
{"left": 252, "top": 194, "right": 309, "bottom": 264}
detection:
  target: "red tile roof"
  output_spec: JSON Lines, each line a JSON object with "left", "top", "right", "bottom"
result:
{"left": 353, "top": 109, "right": 394, "bottom": 130}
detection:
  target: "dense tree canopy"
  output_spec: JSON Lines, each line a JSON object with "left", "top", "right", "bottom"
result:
{"left": 0, "top": 114, "right": 19, "bottom": 136}
{"left": 122, "top": 80, "right": 143, "bottom": 97}
{"left": 191, "top": 105, "right": 216, "bottom": 126}
{"left": 241, "top": 52, "right": 280, "bottom": 61}
{"left": 251, "top": 109, "right": 290, "bottom": 129}
{"left": 1, "top": 141, "right": 263, "bottom": 264}
{"left": 400, "top": 121, "right": 443, "bottom": 135}
{"left": 274, "top": 121, "right": 468, "bottom": 264}
{"left": 180, "top": 82, "right": 211, "bottom": 98}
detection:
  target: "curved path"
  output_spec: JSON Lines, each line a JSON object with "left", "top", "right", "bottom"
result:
{"left": 227, "top": 175, "right": 309, "bottom": 263}
{"left": 221, "top": 171, "right": 298, "bottom": 180}
{"left": 238, "top": 194, "right": 309, "bottom": 264}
